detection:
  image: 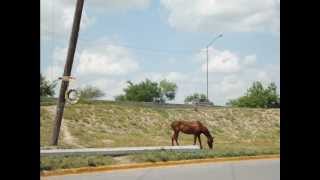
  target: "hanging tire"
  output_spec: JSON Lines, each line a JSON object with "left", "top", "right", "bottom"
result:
{"left": 65, "top": 89, "right": 80, "bottom": 105}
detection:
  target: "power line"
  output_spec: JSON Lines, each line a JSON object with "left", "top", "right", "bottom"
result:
{"left": 42, "top": 32, "right": 207, "bottom": 56}
{"left": 77, "top": 37, "right": 206, "bottom": 55}
{"left": 42, "top": 37, "right": 205, "bottom": 57}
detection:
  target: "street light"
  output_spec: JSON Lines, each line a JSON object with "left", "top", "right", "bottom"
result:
{"left": 205, "top": 34, "right": 223, "bottom": 103}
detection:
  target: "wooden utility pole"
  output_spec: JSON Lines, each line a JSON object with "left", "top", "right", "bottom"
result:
{"left": 51, "top": 0, "right": 85, "bottom": 145}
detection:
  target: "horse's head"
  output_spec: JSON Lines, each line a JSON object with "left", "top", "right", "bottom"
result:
{"left": 203, "top": 128, "right": 214, "bottom": 149}
{"left": 207, "top": 136, "right": 214, "bottom": 149}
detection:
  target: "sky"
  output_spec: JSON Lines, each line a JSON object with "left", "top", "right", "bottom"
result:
{"left": 41, "top": 0, "right": 280, "bottom": 105}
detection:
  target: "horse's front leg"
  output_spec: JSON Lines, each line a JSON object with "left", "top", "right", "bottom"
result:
{"left": 193, "top": 135, "right": 197, "bottom": 145}
{"left": 197, "top": 135, "right": 202, "bottom": 149}
{"left": 172, "top": 132, "right": 176, "bottom": 146}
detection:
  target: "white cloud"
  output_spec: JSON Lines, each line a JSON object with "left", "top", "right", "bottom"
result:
{"left": 160, "top": 0, "right": 280, "bottom": 33}
{"left": 220, "top": 76, "right": 245, "bottom": 95}
{"left": 256, "top": 71, "right": 270, "bottom": 82}
{"left": 208, "top": 50, "right": 240, "bottom": 73}
{"left": 191, "top": 48, "right": 278, "bottom": 104}
{"left": 42, "top": 39, "right": 140, "bottom": 96}
{"left": 214, "top": 63, "right": 280, "bottom": 104}
{"left": 42, "top": 46, "right": 71, "bottom": 82}
{"left": 42, "top": 42, "right": 277, "bottom": 105}
{"left": 43, "top": 46, "right": 81, "bottom": 77}
{"left": 165, "top": 72, "right": 188, "bottom": 82}
{"left": 83, "top": 78, "right": 128, "bottom": 99}
{"left": 242, "top": 55, "right": 257, "bottom": 66}
{"left": 168, "top": 57, "right": 178, "bottom": 64}
{"left": 41, "top": 0, "right": 92, "bottom": 40}
{"left": 195, "top": 48, "right": 257, "bottom": 74}
{"left": 132, "top": 71, "right": 187, "bottom": 83}
{"left": 52, "top": 47, "right": 68, "bottom": 64}
{"left": 41, "top": 0, "right": 150, "bottom": 40}
{"left": 76, "top": 44, "right": 139, "bottom": 75}
{"left": 86, "top": 0, "right": 151, "bottom": 12}
{"left": 43, "top": 65, "right": 63, "bottom": 82}
{"left": 72, "top": 45, "right": 277, "bottom": 105}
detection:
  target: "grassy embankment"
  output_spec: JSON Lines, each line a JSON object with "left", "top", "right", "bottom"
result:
{"left": 40, "top": 100, "right": 280, "bottom": 171}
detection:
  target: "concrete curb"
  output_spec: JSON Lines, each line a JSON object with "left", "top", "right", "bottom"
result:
{"left": 41, "top": 154, "right": 280, "bottom": 177}
{"left": 41, "top": 145, "right": 200, "bottom": 157}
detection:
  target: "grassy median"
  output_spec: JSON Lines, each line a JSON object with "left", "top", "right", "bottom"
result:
{"left": 41, "top": 148, "right": 279, "bottom": 171}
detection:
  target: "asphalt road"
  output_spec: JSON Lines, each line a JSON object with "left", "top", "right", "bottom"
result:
{"left": 43, "top": 159, "right": 279, "bottom": 180}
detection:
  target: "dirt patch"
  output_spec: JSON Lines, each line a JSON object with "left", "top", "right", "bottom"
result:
{"left": 102, "top": 139, "right": 114, "bottom": 145}
{"left": 43, "top": 106, "right": 83, "bottom": 148}
{"left": 61, "top": 121, "right": 84, "bottom": 148}
{"left": 113, "top": 156, "right": 133, "bottom": 164}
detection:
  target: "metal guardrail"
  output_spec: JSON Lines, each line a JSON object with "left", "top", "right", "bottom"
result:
{"left": 40, "top": 145, "right": 200, "bottom": 157}
{"left": 41, "top": 99, "right": 224, "bottom": 108}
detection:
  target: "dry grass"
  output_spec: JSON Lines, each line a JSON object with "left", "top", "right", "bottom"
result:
{"left": 40, "top": 101, "right": 279, "bottom": 171}
{"left": 41, "top": 101, "right": 279, "bottom": 151}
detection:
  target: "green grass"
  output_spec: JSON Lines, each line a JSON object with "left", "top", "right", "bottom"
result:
{"left": 130, "top": 148, "right": 279, "bottom": 163}
{"left": 40, "top": 146, "right": 279, "bottom": 171}
{"left": 40, "top": 155, "right": 115, "bottom": 171}
{"left": 40, "top": 108, "right": 53, "bottom": 146}
{"left": 40, "top": 97, "right": 57, "bottom": 106}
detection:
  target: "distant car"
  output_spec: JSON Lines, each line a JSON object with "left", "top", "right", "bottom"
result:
{"left": 198, "top": 99, "right": 214, "bottom": 106}
{"left": 186, "top": 99, "right": 214, "bottom": 106}
{"left": 153, "top": 97, "right": 165, "bottom": 104}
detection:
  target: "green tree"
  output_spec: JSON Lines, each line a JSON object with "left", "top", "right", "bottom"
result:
{"left": 114, "top": 94, "right": 127, "bottom": 101}
{"left": 78, "top": 86, "right": 105, "bottom": 100}
{"left": 118, "top": 79, "right": 161, "bottom": 102}
{"left": 159, "top": 79, "right": 177, "bottom": 101}
{"left": 226, "top": 81, "right": 280, "bottom": 108}
{"left": 265, "top": 82, "right": 279, "bottom": 107}
{"left": 184, "top": 93, "right": 208, "bottom": 103}
{"left": 40, "top": 73, "right": 57, "bottom": 97}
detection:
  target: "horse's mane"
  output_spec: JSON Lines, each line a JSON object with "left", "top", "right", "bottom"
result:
{"left": 172, "top": 120, "right": 205, "bottom": 126}
{"left": 195, "top": 120, "right": 204, "bottom": 126}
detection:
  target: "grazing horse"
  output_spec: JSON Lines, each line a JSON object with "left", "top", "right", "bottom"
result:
{"left": 171, "top": 120, "right": 214, "bottom": 149}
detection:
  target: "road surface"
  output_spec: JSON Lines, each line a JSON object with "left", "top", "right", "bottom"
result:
{"left": 43, "top": 158, "right": 279, "bottom": 180}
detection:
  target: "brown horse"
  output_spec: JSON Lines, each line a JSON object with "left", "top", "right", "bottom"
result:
{"left": 171, "top": 120, "right": 214, "bottom": 149}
